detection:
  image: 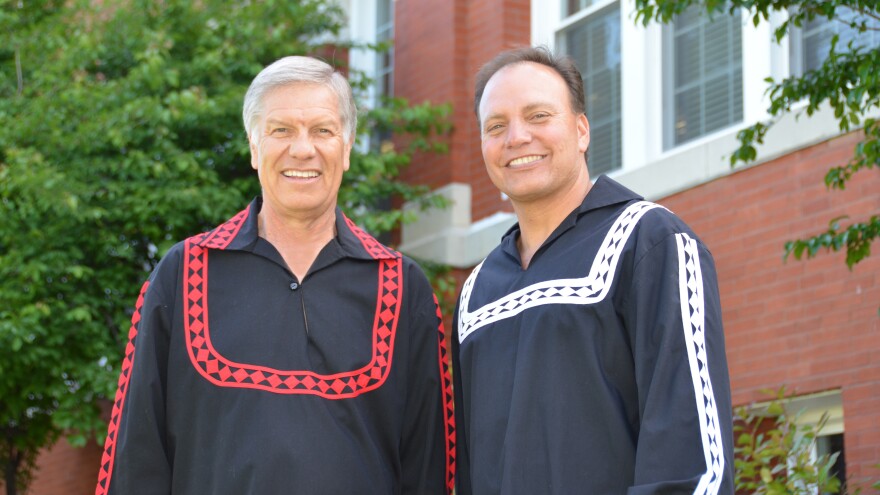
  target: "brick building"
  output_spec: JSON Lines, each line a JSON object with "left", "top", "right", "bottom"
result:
{"left": 16, "top": 0, "right": 879, "bottom": 493}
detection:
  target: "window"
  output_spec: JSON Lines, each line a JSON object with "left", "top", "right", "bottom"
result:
{"left": 558, "top": 1, "right": 622, "bottom": 177}
{"left": 738, "top": 391, "right": 846, "bottom": 495}
{"left": 664, "top": 6, "right": 743, "bottom": 148}
{"left": 788, "top": 391, "right": 846, "bottom": 495}
{"left": 565, "top": 0, "right": 600, "bottom": 16}
{"left": 371, "top": 0, "right": 395, "bottom": 148}
{"left": 790, "top": 8, "right": 880, "bottom": 76}
{"left": 375, "top": 0, "right": 394, "bottom": 98}
{"left": 816, "top": 433, "right": 846, "bottom": 495}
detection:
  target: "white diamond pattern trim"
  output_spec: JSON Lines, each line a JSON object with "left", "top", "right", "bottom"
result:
{"left": 457, "top": 201, "right": 665, "bottom": 344}
{"left": 676, "top": 233, "right": 724, "bottom": 495}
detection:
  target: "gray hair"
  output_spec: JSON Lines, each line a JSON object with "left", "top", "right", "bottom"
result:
{"left": 242, "top": 56, "right": 358, "bottom": 144}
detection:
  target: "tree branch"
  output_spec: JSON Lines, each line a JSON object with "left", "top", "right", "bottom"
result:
{"left": 15, "top": 48, "right": 23, "bottom": 96}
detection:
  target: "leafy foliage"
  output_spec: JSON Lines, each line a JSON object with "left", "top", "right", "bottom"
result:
{"left": 634, "top": 0, "right": 879, "bottom": 273}
{"left": 784, "top": 215, "right": 880, "bottom": 269}
{"left": 734, "top": 388, "right": 843, "bottom": 495}
{"left": 0, "top": 1, "right": 449, "bottom": 493}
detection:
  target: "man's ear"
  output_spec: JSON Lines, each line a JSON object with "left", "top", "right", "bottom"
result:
{"left": 577, "top": 114, "right": 590, "bottom": 154}
{"left": 249, "top": 135, "right": 259, "bottom": 170}
{"left": 343, "top": 139, "right": 352, "bottom": 172}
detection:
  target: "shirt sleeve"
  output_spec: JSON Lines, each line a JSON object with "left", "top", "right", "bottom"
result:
{"left": 451, "top": 300, "right": 472, "bottom": 495}
{"left": 96, "top": 254, "right": 177, "bottom": 495}
{"left": 399, "top": 261, "right": 455, "bottom": 495}
{"left": 622, "top": 231, "right": 734, "bottom": 495}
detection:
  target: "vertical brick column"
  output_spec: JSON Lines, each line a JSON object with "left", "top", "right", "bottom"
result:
{"left": 394, "top": 0, "right": 531, "bottom": 220}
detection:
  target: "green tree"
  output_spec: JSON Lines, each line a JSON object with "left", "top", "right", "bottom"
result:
{"left": 634, "top": 0, "right": 879, "bottom": 281}
{"left": 0, "top": 1, "right": 449, "bottom": 493}
{"left": 734, "top": 389, "right": 843, "bottom": 495}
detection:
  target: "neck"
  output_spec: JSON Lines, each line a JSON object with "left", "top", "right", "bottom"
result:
{"left": 512, "top": 176, "right": 592, "bottom": 269}
{"left": 258, "top": 203, "right": 337, "bottom": 280}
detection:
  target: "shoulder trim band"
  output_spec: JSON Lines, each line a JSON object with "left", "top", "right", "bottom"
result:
{"left": 457, "top": 201, "right": 664, "bottom": 344}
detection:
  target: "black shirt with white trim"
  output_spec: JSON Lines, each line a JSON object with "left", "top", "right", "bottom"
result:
{"left": 452, "top": 176, "right": 733, "bottom": 495}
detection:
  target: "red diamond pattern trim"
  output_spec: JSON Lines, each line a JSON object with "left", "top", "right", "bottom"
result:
{"left": 194, "top": 208, "right": 248, "bottom": 250}
{"left": 181, "top": 212, "right": 402, "bottom": 399}
{"left": 343, "top": 214, "right": 399, "bottom": 260}
{"left": 434, "top": 295, "right": 456, "bottom": 495}
{"left": 95, "top": 281, "right": 149, "bottom": 495}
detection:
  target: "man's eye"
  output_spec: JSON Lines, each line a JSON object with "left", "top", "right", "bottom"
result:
{"left": 486, "top": 124, "right": 504, "bottom": 133}
{"left": 271, "top": 128, "right": 289, "bottom": 135}
{"left": 531, "top": 112, "right": 549, "bottom": 120}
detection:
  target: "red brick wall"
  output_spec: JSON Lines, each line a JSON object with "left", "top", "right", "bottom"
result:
{"left": 659, "top": 131, "right": 880, "bottom": 485}
{"left": 395, "top": 0, "right": 530, "bottom": 221}
{"left": 2, "top": 439, "right": 103, "bottom": 495}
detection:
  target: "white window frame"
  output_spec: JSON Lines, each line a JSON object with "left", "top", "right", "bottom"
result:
{"left": 346, "top": 0, "right": 382, "bottom": 113}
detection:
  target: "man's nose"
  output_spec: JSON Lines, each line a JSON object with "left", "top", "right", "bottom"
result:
{"left": 288, "top": 133, "right": 316, "bottom": 159}
{"left": 505, "top": 119, "right": 532, "bottom": 147}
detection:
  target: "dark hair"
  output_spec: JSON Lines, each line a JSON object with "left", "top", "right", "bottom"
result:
{"left": 473, "top": 46, "right": 585, "bottom": 122}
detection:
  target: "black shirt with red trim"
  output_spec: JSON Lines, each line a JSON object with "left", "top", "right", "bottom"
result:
{"left": 452, "top": 176, "right": 734, "bottom": 495}
{"left": 97, "top": 198, "right": 455, "bottom": 495}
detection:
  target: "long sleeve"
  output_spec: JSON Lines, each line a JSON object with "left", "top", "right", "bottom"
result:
{"left": 622, "top": 231, "right": 734, "bottom": 495}
{"left": 450, "top": 300, "right": 472, "bottom": 495}
{"left": 399, "top": 262, "right": 455, "bottom": 495}
{"left": 96, "top": 253, "right": 177, "bottom": 495}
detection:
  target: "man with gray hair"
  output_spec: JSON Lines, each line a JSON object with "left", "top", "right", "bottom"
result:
{"left": 96, "top": 56, "right": 455, "bottom": 495}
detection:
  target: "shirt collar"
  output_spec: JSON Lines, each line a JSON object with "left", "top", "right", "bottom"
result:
{"left": 499, "top": 175, "right": 643, "bottom": 259}
{"left": 192, "top": 197, "right": 398, "bottom": 261}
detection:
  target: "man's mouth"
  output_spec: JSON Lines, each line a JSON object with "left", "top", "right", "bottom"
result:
{"left": 507, "top": 155, "right": 545, "bottom": 167}
{"left": 282, "top": 170, "right": 320, "bottom": 178}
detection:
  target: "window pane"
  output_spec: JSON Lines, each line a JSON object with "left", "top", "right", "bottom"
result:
{"left": 675, "top": 6, "right": 701, "bottom": 28}
{"left": 377, "top": 0, "right": 392, "bottom": 27}
{"left": 796, "top": 8, "right": 880, "bottom": 74}
{"left": 675, "top": 28, "right": 701, "bottom": 82}
{"left": 376, "top": 0, "right": 394, "bottom": 98}
{"left": 805, "top": 23, "right": 834, "bottom": 71}
{"left": 704, "top": 75, "right": 734, "bottom": 130}
{"left": 667, "top": 5, "right": 743, "bottom": 147}
{"left": 566, "top": 0, "right": 599, "bottom": 17}
{"left": 561, "top": 3, "right": 622, "bottom": 176}
{"left": 674, "top": 86, "right": 702, "bottom": 143}
{"left": 588, "top": 120, "right": 619, "bottom": 175}
{"left": 704, "top": 24, "right": 732, "bottom": 74}
{"left": 817, "top": 433, "right": 846, "bottom": 495}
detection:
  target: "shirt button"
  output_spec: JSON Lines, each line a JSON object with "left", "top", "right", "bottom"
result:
{"left": 289, "top": 282, "right": 299, "bottom": 290}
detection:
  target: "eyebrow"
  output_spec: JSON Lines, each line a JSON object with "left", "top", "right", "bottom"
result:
{"left": 264, "top": 117, "right": 341, "bottom": 129}
{"left": 483, "top": 102, "right": 560, "bottom": 127}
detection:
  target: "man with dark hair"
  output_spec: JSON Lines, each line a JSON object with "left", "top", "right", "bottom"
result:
{"left": 96, "top": 56, "right": 455, "bottom": 495}
{"left": 452, "top": 46, "right": 734, "bottom": 494}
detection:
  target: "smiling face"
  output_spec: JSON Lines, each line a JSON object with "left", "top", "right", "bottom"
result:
{"left": 249, "top": 83, "right": 351, "bottom": 223}
{"left": 478, "top": 62, "right": 590, "bottom": 208}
